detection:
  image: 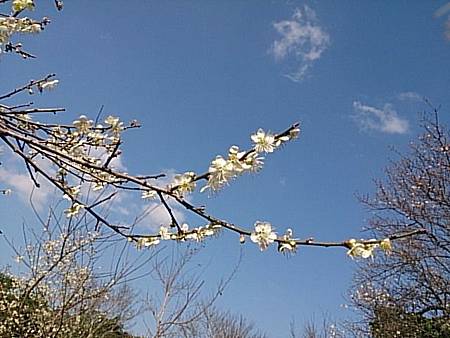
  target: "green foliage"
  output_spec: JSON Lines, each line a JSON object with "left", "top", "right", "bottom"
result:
{"left": 370, "top": 305, "right": 450, "bottom": 338}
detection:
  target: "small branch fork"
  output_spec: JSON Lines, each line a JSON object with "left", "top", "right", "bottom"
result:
{"left": 0, "top": 74, "right": 56, "bottom": 101}
{"left": 0, "top": 76, "right": 425, "bottom": 255}
{"left": 4, "top": 42, "right": 36, "bottom": 59}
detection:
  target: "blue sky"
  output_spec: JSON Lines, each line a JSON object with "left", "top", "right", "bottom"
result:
{"left": 1, "top": 1, "right": 450, "bottom": 336}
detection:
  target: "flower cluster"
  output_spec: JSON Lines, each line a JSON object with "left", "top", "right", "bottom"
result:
{"left": 64, "top": 202, "right": 84, "bottom": 217}
{"left": 202, "top": 126, "right": 300, "bottom": 192}
{"left": 252, "top": 127, "right": 300, "bottom": 153}
{"left": 105, "top": 115, "right": 124, "bottom": 139}
{"left": 142, "top": 189, "right": 157, "bottom": 200}
{"left": 72, "top": 115, "right": 93, "bottom": 133}
{"left": 12, "top": 0, "right": 35, "bottom": 12}
{"left": 171, "top": 171, "right": 196, "bottom": 196}
{"left": 0, "top": 17, "right": 41, "bottom": 46}
{"left": 346, "top": 238, "right": 391, "bottom": 259}
{"left": 45, "top": 114, "right": 129, "bottom": 197}
{"left": 134, "top": 223, "right": 222, "bottom": 249}
{"left": 251, "top": 129, "right": 277, "bottom": 153}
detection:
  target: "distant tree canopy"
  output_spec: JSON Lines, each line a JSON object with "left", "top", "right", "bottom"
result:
{"left": 350, "top": 112, "right": 450, "bottom": 337}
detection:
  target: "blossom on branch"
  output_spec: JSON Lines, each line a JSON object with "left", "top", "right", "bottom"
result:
{"left": 346, "top": 239, "right": 378, "bottom": 259}
{"left": 278, "top": 228, "right": 297, "bottom": 254}
{"left": 105, "top": 115, "right": 123, "bottom": 139}
{"left": 37, "top": 79, "right": 59, "bottom": 92}
{"left": 62, "top": 185, "right": 81, "bottom": 201}
{"left": 251, "top": 128, "right": 276, "bottom": 153}
{"left": 171, "top": 171, "right": 196, "bottom": 196}
{"left": 250, "top": 221, "right": 277, "bottom": 251}
{"left": 379, "top": 238, "right": 392, "bottom": 253}
{"left": 137, "top": 236, "right": 160, "bottom": 249}
{"left": 201, "top": 125, "right": 299, "bottom": 193}
{"left": 0, "top": 17, "right": 42, "bottom": 46}
{"left": 64, "top": 202, "right": 84, "bottom": 217}
{"left": 243, "top": 152, "right": 264, "bottom": 172}
{"left": 12, "top": 0, "right": 34, "bottom": 12}
{"left": 73, "top": 115, "right": 93, "bottom": 134}
{"left": 142, "top": 189, "right": 157, "bottom": 200}
{"left": 201, "top": 155, "right": 235, "bottom": 192}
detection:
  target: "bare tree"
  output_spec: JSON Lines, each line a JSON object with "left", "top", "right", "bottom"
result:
{"left": 141, "top": 245, "right": 240, "bottom": 338}
{"left": 348, "top": 110, "right": 450, "bottom": 337}
{"left": 1, "top": 203, "right": 153, "bottom": 337}
{"left": 288, "top": 316, "right": 345, "bottom": 338}
{"left": 194, "top": 307, "right": 268, "bottom": 338}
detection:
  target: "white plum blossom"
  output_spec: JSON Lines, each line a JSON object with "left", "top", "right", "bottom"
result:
{"left": 73, "top": 115, "right": 93, "bottom": 133}
{"left": 62, "top": 185, "right": 81, "bottom": 201}
{"left": 278, "top": 228, "right": 297, "bottom": 254}
{"left": 227, "top": 145, "right": 249, "bottom": 173}
{"left": 250, "top": 221, "right": 277, "bottom": 251}
{"left": 159, "top": 226, "right": 171, "bottom": 240}
{"left": 346, "top": 239, "right": 378, "bottom": 259}
{"left": 142, "top": 189, "right": 157, "bottom": 200}
{"left": 64, "top": 202, "right": 85, "bottom": 218}
{"left": 0, "top": 17, "right": 42, "bottom": 47}
{"left": 380, "top": 238, "right": 392, "bottom": 253}
{"left": 137, "top": 236, "right": 160, "bottom": 249}
{"left": 199, "top": 224, "right": 218, "bottom": 236}
{"left": 87, "top": 129, "right": 106, "bottom": 145}
{"left": 171, "top": 171, "right": 196, "bottom": 196}
{"left": 105, "top": 115, "right": 123, "bottom": 138}
{"left": 243, "top": 152, "right": 264, "bottom": 172}
{"left": 180, "top": 223, "right": 189, "bottom": 232}
{"left": 92, "top": 181, "right": 106, "bottom": 191}
{"left": 289, "top": 126, "right": 301, "bottom": 139}
{"left": 201, "top": 155, "right": 235, "bottom": 192}
{"left": 12, "top": 0, "right": 34, "bottom": 12}
{"left": 200, "top": 125, "right": 299, "bottom": 193}
{"left": 251, "top": 128, "right": 276, "bottom": 153}
{"left": 38, "top": 79, "right": 59, "bottom": 92}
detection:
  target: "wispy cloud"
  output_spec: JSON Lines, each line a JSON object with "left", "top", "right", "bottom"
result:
{"left": 434, "top": 2, "right": 450, "bottom": 18}
{"left": 434, "top": 2, "right": 450, "bottom": 40}
{"left": 270, "top": 5, "right": 330, "bottom": 82}
{"left": 397, "top": 91, "right": 422, "bottom": 102}
{"left": 140, "top": 199, "right": 186, "bottom": 231}
{"left": 352, "top": 101, "right": 409, "bottom": 134}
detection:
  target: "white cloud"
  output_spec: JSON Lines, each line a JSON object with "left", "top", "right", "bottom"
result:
{"left": 434, "top": 3, "right": 450, "bottom": 40}
{"left": 397, "top": 91, "right": 422, "bottom": 102}
{"left": 0, "top": 144, "right": 129, "bottom": 212}
{"left": 135, "top": 169, "right": 188, "bottom": 231}
{"left": 89, "top": 147, "right": 126, "bottom": 171}
{"left": 352, "top": 101, "right": 409, "bottom": 134}
{"left": 139, "top": 199, "right": 186, "bottom": 231}
{"left": 270, "top": 6, "right": 330, "bottom": 82}
{"left": 0, "top": 157, "right": 55, "bottom": 210}
{"left": 434, "top": 2, "right": 450, "bottom": 18}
